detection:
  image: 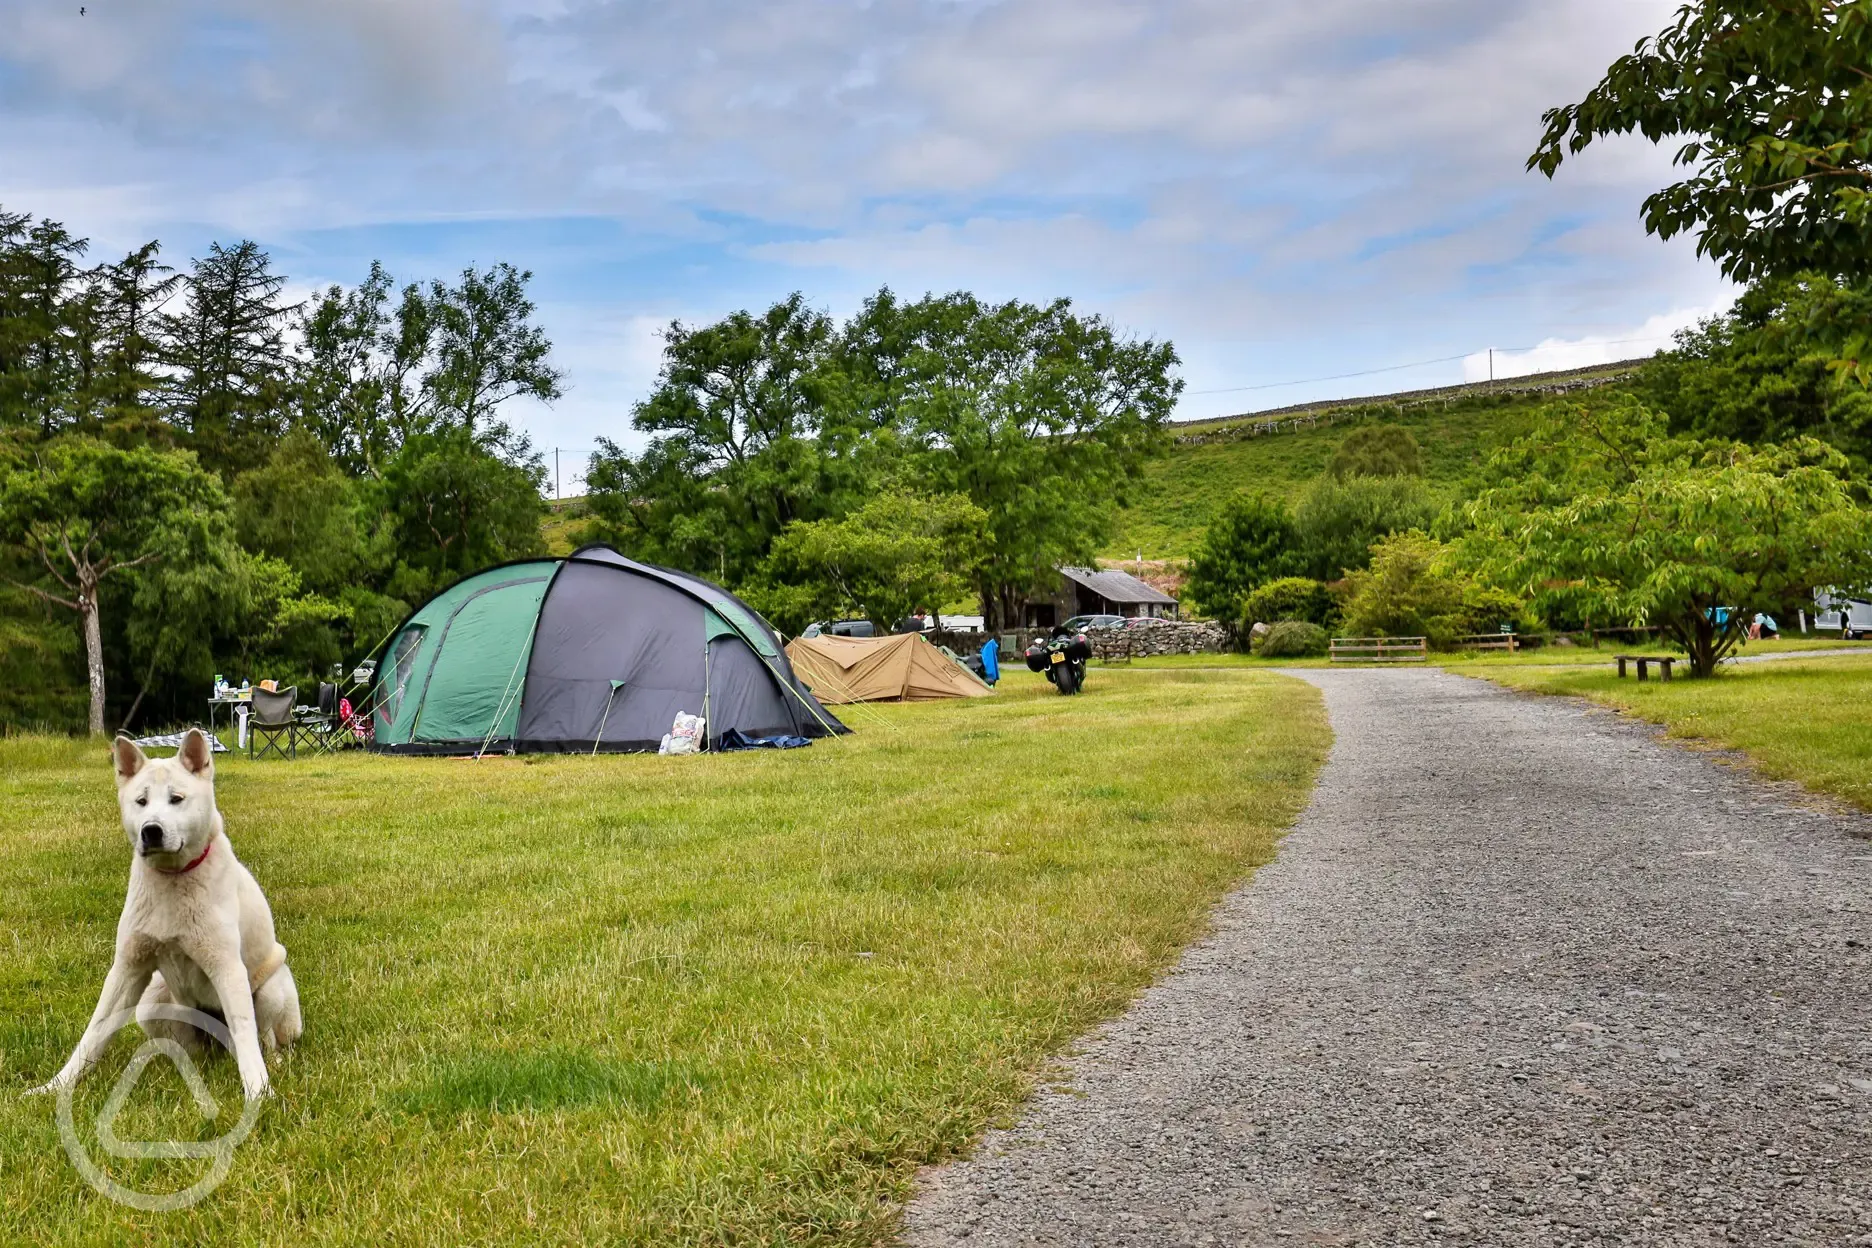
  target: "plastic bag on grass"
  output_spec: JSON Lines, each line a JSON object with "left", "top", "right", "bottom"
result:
{"left": 659, "top": 712, "right": 707, "bottom": 755}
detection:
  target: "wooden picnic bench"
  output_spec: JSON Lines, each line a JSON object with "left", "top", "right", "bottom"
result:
{"left": 1329, "top": 636, "right": 1428, "bottom": 663}
{"left": 1614, "top": 654, "right": 1674, "bottom": 682}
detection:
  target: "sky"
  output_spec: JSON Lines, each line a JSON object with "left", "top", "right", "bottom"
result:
{"left": 0, "top": 0, "right": 1734, "bottom": 485}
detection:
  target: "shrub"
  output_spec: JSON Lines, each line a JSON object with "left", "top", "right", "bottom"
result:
{"left": 1240, "top": 576, "right": 1334, "bottom": 628}
{"left": 1328, "top": 424, "right": 1424, "bottom": 479}
{"left": 1294, "top": 474, "right": 1436, "bottom": 581}
{"left": 1340, "top": 531, "right": 1523, "bottom": 644}
{"left": 1258, "top": 620, "right": 1328, "bottom": 657}
{"left": 1184, "top": 493, "right": 1305, "bottom": 617}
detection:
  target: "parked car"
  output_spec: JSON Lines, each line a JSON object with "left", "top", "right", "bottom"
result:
{"left": 803, "top": 619, "right": 876, "bottom": 638}
{"left": 895, "top": 614, "right": 988, "bottom": 634}
{"left": 1122, "top": 615, "right": 1170, "bottom": 629}
{"left": 1062, "top": 614, "right": 1126, "bottom": 632}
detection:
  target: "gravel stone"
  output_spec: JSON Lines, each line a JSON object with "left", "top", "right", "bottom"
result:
{"left": 903, "top": 669, "right": 1872, "bottom": 1246}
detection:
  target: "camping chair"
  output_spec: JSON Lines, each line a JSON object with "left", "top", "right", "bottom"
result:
{"left": 299, "top": 681, "right": 344, "bottom": 755}
{"left": 249, "top": 686, "right": 299, "bottom": 760}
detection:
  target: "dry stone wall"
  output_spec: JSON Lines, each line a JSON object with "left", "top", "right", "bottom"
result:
{"left": 1172, "top": 365, "right": 1639, "bottom": 447}
{"left": 1088, "top": 621, "right": 1231, "bottom": 659}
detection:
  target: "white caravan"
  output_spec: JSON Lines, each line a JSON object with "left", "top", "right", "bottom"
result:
{"left": 1812, "top": 591, "right": 1872, "bottom": 640}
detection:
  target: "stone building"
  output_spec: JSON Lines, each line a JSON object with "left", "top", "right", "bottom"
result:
{"left": 1018, "top": 566, "right": 1180, "bottom": 628}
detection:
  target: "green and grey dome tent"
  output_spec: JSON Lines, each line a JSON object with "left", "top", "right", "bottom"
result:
{"left": 368, "top": 544, "right": 846, "bottom": 755}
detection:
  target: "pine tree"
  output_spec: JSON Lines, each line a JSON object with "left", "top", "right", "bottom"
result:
{"left": 162, "top": 241, "right": 295, "bottom": 473}
{"left": 96, "top": 240, "right": 182, "bottom": 433}
{"left": 0, "top": 208, "right": 32, "bottom": 425}
{"left": 0, "top": 217, "right": 88, "bottom": 434}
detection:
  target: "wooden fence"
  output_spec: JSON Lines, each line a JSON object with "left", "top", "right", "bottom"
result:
{"left": 1329, "top": 636, "right": 1429, "bottom": 663}
{"left": 1448, "top": 633, "right": 1519, "bottom": 652}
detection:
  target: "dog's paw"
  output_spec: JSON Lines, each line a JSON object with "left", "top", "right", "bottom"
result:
{"left": 241, "top": 1078, "right": 272, "bottom": 1103}
{"left": 22, "top": 1080, "right": 61, "bottom": 1098}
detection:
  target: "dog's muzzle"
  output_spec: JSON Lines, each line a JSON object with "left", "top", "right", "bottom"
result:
{"left": 140, "top": 824, "right": 166, "bottom": 853}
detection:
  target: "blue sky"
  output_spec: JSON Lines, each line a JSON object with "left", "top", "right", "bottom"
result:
{"left": 0, "top": 0, "right": 1732, "bottom": 480}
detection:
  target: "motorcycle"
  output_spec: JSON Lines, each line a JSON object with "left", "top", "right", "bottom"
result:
{"left": 1024, "top": 627, "right": 1091, "bottom": 695}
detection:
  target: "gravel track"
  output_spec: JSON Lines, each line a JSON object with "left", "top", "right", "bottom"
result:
{"left": 904, "top": 668, "right": 1872, "bottom": 1246}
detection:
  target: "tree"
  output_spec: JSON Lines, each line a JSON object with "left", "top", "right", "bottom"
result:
{"left": 751, "top": 490, "right": 988, "bottom": 635}
{"left": 162, "top": 241, "right": 296, "bottom": 473}
{"left": 0, "top": 196, "right": 576, "bottom": 733}
{"left": 375, "top": 427, "right": 547, "bottom": 602}
{"left": 231, "top": 430, "right": 373, "bottom": 595}
{"left": 422, "top": 263, "right": 563, "bottom": 446}
{"left": 1184, "top": 494, "right": 1304, "bottom": 618}
{"left": 0, "top": 217, "right": 89, "bottom": 434}
{"left": 94, "top": 240, "right": 183, "bottom": 431}
{"left": 1635, "top": 274, "right": 1872, "bottom": 468}
{"left": 1294, "top": 474, "right": 1437, "bottom": 581}
{"left": 1328, "top": 424, "right": 1424, "bottom": 479}
{"left": 1530, "top": 1, "right": 1872, "bottom": 285}
{"left": 876, "top": 292, "right": 1180, "bottom": 631}
{"left": 1466, "top": 402, "right": 1872, "bottom": 676}
{"left": 585, "top": 289, "right": 1179, "bottom": 627}
{"left": 295, "top": 261, "right": 402, "bottom": 477}
{"left": 0, "top": 437, "right": 230, "bottom": 733}
{"left": 0, "top": 208, "right": 31, "bottom": 403}
{"left": 294, "top": 261, "right": 558, "bottom": 477}
{"left": 113, "top": 543, "right": 341, "bottom": 732}
{"left": 0, "top": 581, "right": 84, "bottom": 730}
{"left": 0, "top": 217, "right": 179, "bottom": 441}
{"left": 1339, "top": 532, "right": 1521, "bottom": 644}
{"left": 586, "top": 294, "right": 841, "bottom": 582}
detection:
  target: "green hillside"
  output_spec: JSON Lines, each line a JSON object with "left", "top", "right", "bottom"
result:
{"left": 542, "top": 496, "right": 592, "bottom": 555}
{"left": 1104, "top": 368, "right": 1640, "bottom": 560}
{"left": 539, "top": 365, "right": 1644, "bottom": 565}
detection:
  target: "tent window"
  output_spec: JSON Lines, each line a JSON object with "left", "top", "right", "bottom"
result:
{"left": 377, "top": 624, "right": 428, "bottom": 732}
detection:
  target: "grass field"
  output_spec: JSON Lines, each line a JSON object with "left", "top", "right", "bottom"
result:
{"left": 541, "top": 497, "right": 592, "bottom": 556}
{"left": 1448, "top": 653, "right": 1872, "bottom": 813}
{"left": 0, "top": 670, "right": 1327, "bottom": 1246}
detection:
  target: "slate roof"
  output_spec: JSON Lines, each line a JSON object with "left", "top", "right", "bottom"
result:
{"left": 1058, "top": 565, "right": 1178, "bottom": 605}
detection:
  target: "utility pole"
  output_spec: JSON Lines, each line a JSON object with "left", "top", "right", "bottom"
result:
{"left": 1488, "top": 347, "right": 1495, "bottom": 392}
{"left": 554, "top": 448, "right": 560, "bottom": 500}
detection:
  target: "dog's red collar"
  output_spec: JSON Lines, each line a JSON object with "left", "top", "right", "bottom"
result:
{"left": 153, "top": 840, "right": 212, "bottom": 876}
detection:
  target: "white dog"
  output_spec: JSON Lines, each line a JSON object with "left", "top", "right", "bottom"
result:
{"left": 32, "top": 728, "right": 301, "bottom": 1101}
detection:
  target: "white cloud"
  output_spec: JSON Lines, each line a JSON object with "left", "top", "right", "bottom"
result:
{"left": 1462, "top": 303, "right": 1729, "bottom": 382}
{"left": 517, "top": 309, "right": 677, "bottom": 461}
{"left": 0, "top": 0, "right": 1741, "bottom": 449}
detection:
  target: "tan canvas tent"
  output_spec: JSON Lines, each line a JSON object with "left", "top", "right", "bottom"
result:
{"left": 784, "top": 632, "right": 994, "bottom": 703}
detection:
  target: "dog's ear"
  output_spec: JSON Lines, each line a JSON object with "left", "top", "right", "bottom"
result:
{"left": 113, "top": 735, "right": 147, "bottom": 787}
{"left": 177, "top": 728, "right": 214, "bottom": 779}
